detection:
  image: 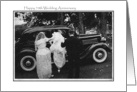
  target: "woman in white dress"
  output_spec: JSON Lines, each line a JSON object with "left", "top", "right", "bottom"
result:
{"left": 35, "top": 32, "right": 52, "bottom": 78}
{"left": 50, "top": 30, "right": 67, "bottom": 72}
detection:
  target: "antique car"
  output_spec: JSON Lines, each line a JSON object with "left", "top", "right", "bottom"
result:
{"left": 15, "top": 25, "right": 111, "bottom": 72}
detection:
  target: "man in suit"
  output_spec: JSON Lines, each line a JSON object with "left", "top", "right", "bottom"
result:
{"left": 62, "top": 30, "right": 82, "bottom": 78}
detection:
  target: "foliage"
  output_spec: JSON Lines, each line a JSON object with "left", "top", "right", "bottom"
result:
{"left": 14, "top": 12, "right": 112, "bottom": 38}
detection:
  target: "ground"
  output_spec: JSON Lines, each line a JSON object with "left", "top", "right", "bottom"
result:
{"left": 15, "top": 52, "right": 112, "bottom": 79}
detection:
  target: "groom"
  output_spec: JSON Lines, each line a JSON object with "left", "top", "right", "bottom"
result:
{"left": 62, "top": 30, "right": 82, "bottom": 78}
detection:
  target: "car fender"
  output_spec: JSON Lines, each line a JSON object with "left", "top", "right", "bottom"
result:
{"left": 80, "top": 43, "right": 110, "bottom": 60}
{"left": 19, "top": 48, "right": 36, "bottom": 55}
{"left": 89, "top": 43, "right": 109, "bottom": 50}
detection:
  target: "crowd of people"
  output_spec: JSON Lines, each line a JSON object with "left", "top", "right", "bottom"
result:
{"left": 34, "top": 29, "right": 82, "bottom": 79}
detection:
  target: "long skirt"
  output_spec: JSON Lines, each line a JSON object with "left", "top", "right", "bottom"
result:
{"left": 36, "top": 48, "right": 52, "bottom": 78}
{"left": 53, "top": 49, "right": 66, "bottom": 69}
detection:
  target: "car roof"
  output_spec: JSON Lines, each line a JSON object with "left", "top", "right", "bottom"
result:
{"left": 22, "top": 25, "right": 70, "bottom": 34}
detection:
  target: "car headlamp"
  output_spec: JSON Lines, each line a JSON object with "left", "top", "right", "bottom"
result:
{"left": 101, "top": 37, "right": 106, "bottom": 41}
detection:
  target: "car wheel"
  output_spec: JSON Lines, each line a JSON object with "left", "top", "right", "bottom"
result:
{"left": 20, "top": 54, "right": 36, "bottom": 71}
{"left": 92, "top": 48, "right": 108, "bottom": 63}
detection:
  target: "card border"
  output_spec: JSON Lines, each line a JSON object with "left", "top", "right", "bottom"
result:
{"left": 0, "top": 0, "right": 127, "bottom": 92}
{"left": 13, "top": 10, "right": 114, "bottom": 82}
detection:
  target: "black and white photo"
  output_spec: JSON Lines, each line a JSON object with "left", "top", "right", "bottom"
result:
{"left": 14, "top": 11, "right": 113, "bottom": 80}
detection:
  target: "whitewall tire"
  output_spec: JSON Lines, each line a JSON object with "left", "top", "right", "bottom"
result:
{"left": 20, "top": 55, "right": 36, "bottom": 71}
{"left": 92, "top": 48, "right": 107, "bottom": 63}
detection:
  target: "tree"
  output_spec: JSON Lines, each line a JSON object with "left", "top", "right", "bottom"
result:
{"left": 14, "top": 12, "right": 112, "bottom": 36}
{"left": 78, "top": 13, "right": 84, "bottom": 34}
{"left": 100, "top": 12, "right": 107, "bottom": 37}
{"left": 60, "top": 13, "right": 64, "bottom": 25}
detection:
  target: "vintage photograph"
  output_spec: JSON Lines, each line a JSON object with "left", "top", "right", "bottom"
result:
{"left": 14, "top": 11, "right": 113, "bottom": 80}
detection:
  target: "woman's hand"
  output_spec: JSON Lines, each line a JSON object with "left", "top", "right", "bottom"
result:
{"left": 49, "top": 40, "right": 53, "bottom": 45}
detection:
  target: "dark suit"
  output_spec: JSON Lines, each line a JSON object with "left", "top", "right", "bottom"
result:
{"left": 63, "top": 36, "right": 82, "bottom": 78}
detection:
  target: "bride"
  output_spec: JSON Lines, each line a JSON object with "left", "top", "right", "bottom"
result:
{"left": 50, "top": 30, "right": 67, "bottom": 72}
{"left": 35, "top": 32, "right": 52, "bottom": 78}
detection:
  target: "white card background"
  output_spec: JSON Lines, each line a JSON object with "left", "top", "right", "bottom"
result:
{"left": 1, "top": 1, "right": 126, "bottom": 91}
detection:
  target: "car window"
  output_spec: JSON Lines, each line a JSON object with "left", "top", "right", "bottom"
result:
{"left": 44, "top": 30, "right": 52, "bottom": 38}
{"left": 79, "top": 27, "right": 98, "bottom": 35}
{"left": 50, "top": 29, "right": 69, "bottom": 38}
{"left": 60, "top": 29, "right": 69, "bottom": 38}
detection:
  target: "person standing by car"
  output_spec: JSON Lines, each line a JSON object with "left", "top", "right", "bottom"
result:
{"left": 35, "top": 32, "right": 52, "bottom": 78}
{"left": 62, "top": 30, "right": 82, "bottom": 78}
{"left": 50, "top": 30, "right": 67, "bottom": 73}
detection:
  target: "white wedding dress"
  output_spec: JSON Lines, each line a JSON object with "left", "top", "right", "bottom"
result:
{"left": 50, "top": 32, "right": 66, "bottom": 72}
{"left": 35, "top": 34, "right": 52, "bottom": 78}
